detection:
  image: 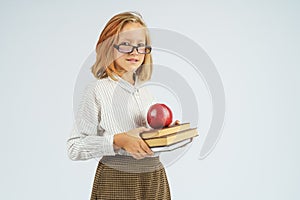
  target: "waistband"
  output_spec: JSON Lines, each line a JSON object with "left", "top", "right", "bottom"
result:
{"left": 100, "top": 155, "right": 163, "bottom": 173}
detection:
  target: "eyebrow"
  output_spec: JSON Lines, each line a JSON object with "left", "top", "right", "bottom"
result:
{"left": 119, "top": 38, "right": 145, "bottom": 43}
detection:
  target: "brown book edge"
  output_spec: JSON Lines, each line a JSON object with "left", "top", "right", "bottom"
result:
{"left": 150, "top": 138, "right": 194, "bottom": 148}
{"left": 140, "top": 123, "right": 190, "bottom": 139}
{"left": 150, "top": 138, "right": 193, "bottom": 152}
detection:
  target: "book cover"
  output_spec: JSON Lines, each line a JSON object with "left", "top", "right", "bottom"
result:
{"left": 140, "top": 123, "right": 190, "bottom": 139}
{"left": 144, "top": 128, "right": 198, "bottom": 147}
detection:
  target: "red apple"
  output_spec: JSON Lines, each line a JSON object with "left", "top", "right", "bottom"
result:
{"left": 147, "top": 103, "right": 173, "bottom": 129}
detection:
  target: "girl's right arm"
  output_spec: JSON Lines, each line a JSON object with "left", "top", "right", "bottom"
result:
{"left": 113, "top": 127, "right": 154, "bottom": 160}
{"left": 66, "top": 82, "right": 116, "bottom": 161}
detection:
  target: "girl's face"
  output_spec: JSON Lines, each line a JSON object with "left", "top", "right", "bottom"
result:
{"left": 114, "top": 22, "right": 147, "bottom": 73}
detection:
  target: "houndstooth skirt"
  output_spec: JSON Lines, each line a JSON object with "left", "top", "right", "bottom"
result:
{"left": 90, "top": 155, "right": 171, "bottom": 200}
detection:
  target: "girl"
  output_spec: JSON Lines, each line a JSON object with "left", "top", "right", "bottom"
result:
{"left": 67, "top": 11, "right": 174, "bottom": 199}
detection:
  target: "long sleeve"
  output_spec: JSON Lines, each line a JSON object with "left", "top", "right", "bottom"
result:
{"left": 67, "top": 82, "right": 116, "bottom": 161}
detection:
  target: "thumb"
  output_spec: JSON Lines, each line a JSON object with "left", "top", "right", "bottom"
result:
{"left": 138, "top": 127, "right": 151, "bottom": 133}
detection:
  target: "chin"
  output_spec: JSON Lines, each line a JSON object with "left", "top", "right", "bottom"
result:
{"left": 125, "top": 65, "right": 141, "bottom": 73}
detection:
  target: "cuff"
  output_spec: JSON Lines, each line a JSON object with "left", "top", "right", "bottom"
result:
{"left": 102, "top": 134, "right": 116, "bottom": 156}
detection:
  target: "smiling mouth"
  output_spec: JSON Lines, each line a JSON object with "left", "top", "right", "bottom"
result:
{"left": 126, "top": 58, "right": 139, "bottom": 62}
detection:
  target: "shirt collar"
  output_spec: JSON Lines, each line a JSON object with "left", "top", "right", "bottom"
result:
{"left": 109, "top": 73, "right": 140, "bottom": 93}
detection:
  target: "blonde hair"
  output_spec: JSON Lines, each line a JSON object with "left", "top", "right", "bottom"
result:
{"left": 91, "top": 11, "right": 153, "bottom": 82}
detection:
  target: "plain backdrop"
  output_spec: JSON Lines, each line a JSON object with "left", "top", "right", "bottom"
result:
{"left": 0, "top": 0, "right": 299, "bottom": 199}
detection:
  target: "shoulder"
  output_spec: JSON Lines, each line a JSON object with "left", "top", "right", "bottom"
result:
{"left": 85, "top": 77, "right": 116, "bottom": 92}
{"left": 94, "top": 77, "right": 118, "bottom": 93}
{"left": 84, "top": 77, "right": 118, "bottom": 100}
{"left": 96, "top": 76, "right": 117, "bottom": 86}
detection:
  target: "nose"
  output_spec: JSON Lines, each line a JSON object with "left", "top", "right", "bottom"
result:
{"left": 130, "top": 46, "right": 139, "bottom": 55}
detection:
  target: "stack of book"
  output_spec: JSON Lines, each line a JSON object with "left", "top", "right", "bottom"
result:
{"left": 140, "top": 123, "right": 198, "bottom": 152}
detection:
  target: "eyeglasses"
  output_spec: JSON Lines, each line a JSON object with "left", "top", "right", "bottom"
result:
{"left": 113, "top": 43, "right": 152, "bottom": 54}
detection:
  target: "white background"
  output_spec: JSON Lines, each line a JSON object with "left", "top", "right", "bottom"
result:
{"left": 0, "top": 0, "right": 299, "bottom": 199}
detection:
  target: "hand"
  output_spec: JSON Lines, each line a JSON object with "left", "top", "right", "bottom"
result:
{"left": 125, "top": 126, "right": 151, "bottom": 138}
{"left": 113, "top": 127, "right": 154, "bottom": 159}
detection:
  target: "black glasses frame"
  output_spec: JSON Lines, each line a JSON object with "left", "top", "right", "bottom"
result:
{"left": 113, "top": 44, "right": 152, "bottom": 54}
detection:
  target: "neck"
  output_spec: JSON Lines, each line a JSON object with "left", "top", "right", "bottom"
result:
{"left": 121, "top": 71, "right": 135, "bottom": 85}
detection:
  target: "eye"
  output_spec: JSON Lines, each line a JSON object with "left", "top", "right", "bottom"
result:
{"left": 120, "top": 42, "right": 131, "bottom": 46}
{"left": 137, "top": 43, "right": 146, "bottom": 47}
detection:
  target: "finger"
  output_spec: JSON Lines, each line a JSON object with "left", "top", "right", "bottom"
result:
{"left": 132, "top": 153, "right": 140, "bottom": 160}
{"left": 131, "top": 146, "right": 145, "bottom": 159}
{"left": 139, "top": 140, "right": 153, "bottom": 155}
{"left": 136, "top": 145, "right": 148, "bottom": 157}
{"left": 132, "top": 152, "right": 144, "bottom": 160}
{"left": 128, "top": 133, "right": 140, "bottom": 138}
{"left": 138, "top": 127, "right": 151, "bottom": 133}
{"left": 137, "top": 150, "right": 148, "bottom": 158}
{"left": 168, "top": 120, "right": 179, "bottom": 127}
{"left": 131, "top": 152, "right": 139, "bottom": 159}
{"left": 175, "top": 120, "right": 180, "bottom": 125}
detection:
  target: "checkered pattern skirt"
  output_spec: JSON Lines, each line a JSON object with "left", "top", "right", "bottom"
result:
{"left": 90, "top": 155, "right": 171, "bottom": 200}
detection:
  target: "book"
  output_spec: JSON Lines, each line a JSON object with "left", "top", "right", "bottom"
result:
{"left": 144, "top": 128, "right": 198, "bottom": 147}
{"left": 151, "top": 138, "right": 193, "bottom": 152}
{"left": 140, "top": 123, "right": 190, "bottom": 139}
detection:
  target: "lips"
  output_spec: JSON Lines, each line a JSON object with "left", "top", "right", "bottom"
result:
{"left": 126, "top": 58, "right": 139, "bottom": 62}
